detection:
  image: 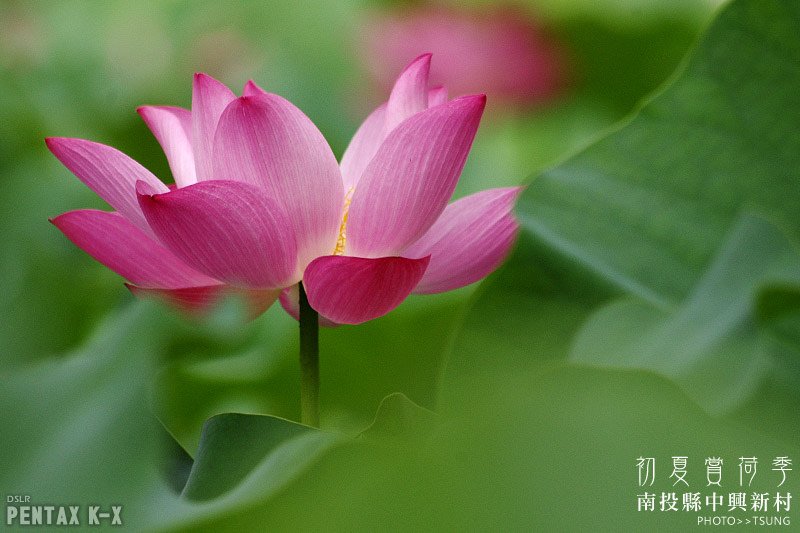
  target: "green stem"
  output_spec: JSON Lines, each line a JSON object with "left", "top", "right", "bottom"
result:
{"left": 298, "top": 282, "right": 320, "bottom": 427}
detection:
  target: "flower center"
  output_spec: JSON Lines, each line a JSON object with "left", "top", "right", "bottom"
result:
{"left": 332, "top": 188, "right": 354, "bottom": 255}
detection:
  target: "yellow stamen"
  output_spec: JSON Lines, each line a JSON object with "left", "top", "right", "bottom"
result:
{"left": 333, "top": 187, "right": 354, "bottom": 255}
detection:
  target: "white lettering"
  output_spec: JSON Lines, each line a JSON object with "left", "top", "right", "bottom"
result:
{"left": 6, "top": 506, "right": 18, "bottom": 525}
{"left": 56, "top": 506, "right": 68, "bottom": 525}
{"left": 31, "top": 505, "right": 42, "bottom": 525}
{"left": 111, "top": 506, "right": 123, "bottom": 525}
{"left": 69, "top": 506, "right": 80, "bottom": 525}
{"left": 88, "top": 505, "right": 100, "bottom": 525}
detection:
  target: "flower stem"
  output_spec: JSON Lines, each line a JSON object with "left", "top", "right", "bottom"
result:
{"left": 298, "top": 282, "right": 320, "bottom": 427}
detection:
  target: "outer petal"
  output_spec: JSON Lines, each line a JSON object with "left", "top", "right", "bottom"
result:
{"left": 51, "top": 209, "right": 218, "bottom": 289}
{"left": 338, "top": 87, "right": 449, "bottom": 191}
{"left": 404, "top": 187, "right": 521, "bottom": 294}
{"left": 346, "top": 94, "right": 486, "bottom": 258}
{"left": 278, "top": 285, "right": 339, "bottom": 327}
{"left": 137, "top": 106, "right": 197, "bottom": 188}
{"left": 192, "top": 73, "right": 236, "bottom": 181}
{"left": 428, "top": 85, "right": 448, "bottom": 107}
{"left": 128, "top": 285, "right": 279, "bottom": 319}
{"left": 137, "top": 180, "right": 297, "bottom": 289}
{"left": 45, "top": 137, "right": 169, "bottom": 233}
{"left": 339, "top": 103, "right": 387, "bottom": 191}
{"left": 212, "top": 93, "right": 344, "bottom": 270}
{"left": 385, "top": 53, "right": 431, "bottom": 131}
{"left": 303, "top": 255, "right": 430, "bottom": 325}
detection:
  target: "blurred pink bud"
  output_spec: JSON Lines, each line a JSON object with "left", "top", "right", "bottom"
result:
{"left": 362, "top": 6, "right": 569, "bottom": 108}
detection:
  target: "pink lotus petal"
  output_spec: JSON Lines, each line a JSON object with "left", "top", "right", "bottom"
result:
{"left": 346, "top": 94, "right": 485, "bottom": 258}
{"left": 428, "top": 85, "right": 448, "bottom": 107}
{"left": 127, "top": 284, "right": 279, "bottom": 318}
{"left": 303, "top": 255, "right": 430, "bottom": 325}
{"left": 339, "top": 103, "right": 386, "bottom": 190}
{"left": 242, "top": 79, "right": 266, "bottom": 96}
{"left": 45, "top": 137, "right": 169, "bottom": 234}
{"left": 385, "top": 53, "right": 431, "bottom": 131}
{"left": 192, "top": 73, "right": 235, "bottom": 181}
{"left": 404, "top": 187, "right": 521, "bottom": 294}
{"left": 137, "top": 179, "right": 298, "bottom": 289}
{"left": 278, "top": 285, "right": 339, "bottom": 327}
{"left": 212, "top": 93, "right": 344, "bottom": 270}
{"left": 339, "top": 85, "right": 449, "bottom": 191}
{"left": 137, "top": 105, "right": 197, "bottom": 188}
{"left": 51, "top": 209, "right": 218, "bottom": 289}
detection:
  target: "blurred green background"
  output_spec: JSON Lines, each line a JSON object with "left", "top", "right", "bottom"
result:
{"left": 2, "top": 0, "right": 798, "bottom": 531}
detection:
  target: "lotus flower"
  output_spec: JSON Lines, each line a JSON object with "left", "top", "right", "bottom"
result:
{"left": 49, "top": 54, "right": 520, "bottom": 325}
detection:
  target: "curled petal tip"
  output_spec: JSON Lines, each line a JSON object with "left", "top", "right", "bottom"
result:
{"left": 135, "top": 179, "right": 159, "bottom": 197}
